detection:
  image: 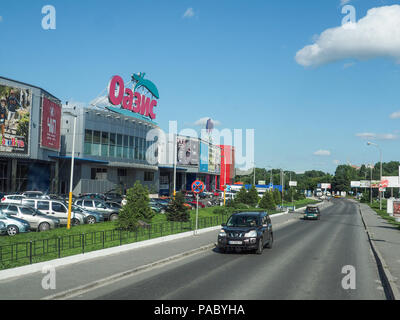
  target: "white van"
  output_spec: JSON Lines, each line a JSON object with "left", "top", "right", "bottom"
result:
{"left": 21, "top": 199, "right": 86, "bottom": 225}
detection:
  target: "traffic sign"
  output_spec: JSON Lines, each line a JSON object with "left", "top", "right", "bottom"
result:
{"left": 191, "top": 180, "right": 205, "bottom": 194}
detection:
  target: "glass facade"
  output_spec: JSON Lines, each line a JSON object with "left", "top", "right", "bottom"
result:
{"left": 84, "top": 129, "right": 154, "bottom": 162}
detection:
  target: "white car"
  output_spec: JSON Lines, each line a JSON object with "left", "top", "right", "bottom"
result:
{"left": 1, "top": 194, "right": 26, "bottom": 204}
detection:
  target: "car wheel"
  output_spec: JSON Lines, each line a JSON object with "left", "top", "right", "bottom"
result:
{"left": 266, "top": 233, "right": 273, "bottom": 249}
{"left": 7, "top": 225, "right": 19, "bottom": 236}
{"left": 38, "top": 222, "right": 50, "bottom": 232}
{"left": 87, "top": 216, "right": 96, "bottom": 224}
{"left": 109, "top": 214, "right": 118, "bottom": 221}
{"left": 256, "top": 238, "right": 264, "bottom": 254}
{"left": 71, "top": 218, "right": 80, "bottom": 226}
{"left": 161, "top": 209, "right": 165, "bottom": 214}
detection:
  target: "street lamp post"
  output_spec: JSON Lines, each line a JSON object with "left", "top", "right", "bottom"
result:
{"left": 65, "top": 110, "right": 77, "bottom": 230}
{"left": 367, "top": 142, "right": 383, "bottom": 210}
{"left": 173, "top": 133, "right": 177, "bottom": 198}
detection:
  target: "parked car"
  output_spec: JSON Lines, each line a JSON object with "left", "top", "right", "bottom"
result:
{"left": 74, "top": 199, "right": 119, "bottom": 221}
{"left": 0, "top": 203, "right": 60, "bottom": 231}
{"left": 1, "top": 194, "right": 26, "bottom": 204}
{"left": 0, "top": 210, "right": 31, "bottom": 236}
{"left": 104, "top": 191, "right": 123, "bottom": 203}
{"left": 21, "top": 199, "right": 86, "bottom": 225}
{"left": 217, "top": 211, "right": 273, "bottom": 254}
{"left": 22, "top": 191, "right": 50, "bottom": 199}
{"left": 105, "top": 201, "right": 122, "bottom": 211}
{"left": 70, "top": 205, "right": 104, "bottom": 224}
{"left": 78, "top": 193, "right": 107, "bottom": 201}
{"left": 0, "top": 221, "right": 7, "bottom": 235}
{"left": 185, "top": 199, "right": 206, "bottom": 208}
{"left": 304, "top": 205, "right": 321, "bottom": 220}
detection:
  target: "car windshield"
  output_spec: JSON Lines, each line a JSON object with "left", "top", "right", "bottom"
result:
{"left": 307, "top": 207, "right": 318, "bottom": 212}
{"left": 226, "top": 215, "right": 259, "bottom": 227}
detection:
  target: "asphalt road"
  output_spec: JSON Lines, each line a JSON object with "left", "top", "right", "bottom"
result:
{"left": 73, "top": 199, "right": 386, "bottom": 300}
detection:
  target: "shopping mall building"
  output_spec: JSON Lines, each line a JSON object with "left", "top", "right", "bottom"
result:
{"left": 0, "top": 74, "right": 235, "bottom": 196}
{"left": 0, "top": 76, "right": 62, "bottom": 193}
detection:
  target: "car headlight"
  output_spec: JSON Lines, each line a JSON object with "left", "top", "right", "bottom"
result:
{"left": 218, "top": 229, "right": 226, "bottom": 237}
{"left": 244, "top": 230, "right": 257, "bottom": 238}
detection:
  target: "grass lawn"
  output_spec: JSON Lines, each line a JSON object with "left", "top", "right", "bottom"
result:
{"left": 0, "top": 200, "right": 305, "bottom": 270}
{"left": 282, "top": 198, "right": 320, "bottom": 208}
{"left": 0, "top": 205, "right": 281, "bottom": 270}
{"left": 367, "top": 200, "right": 400, "bottom": 230}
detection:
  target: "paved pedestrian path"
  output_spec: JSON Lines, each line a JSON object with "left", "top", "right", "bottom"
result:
{"left": 359, "top": 203, "right": 400, "bottom": 297}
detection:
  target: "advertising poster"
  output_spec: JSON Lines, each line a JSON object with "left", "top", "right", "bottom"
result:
{"left": 0, "top": 85, "right": 31, "bottom": 155}
{"left": 393, "top": 201, "right": 400, "bottom": 218}
{"left": 199, "top": 141, "right": 209, "bottom": 172}
{"left": 41, "top": 97, "right": 61, "bottom": 151}
{"left": 176, "top": 136, "right": 199, "bottom": 166}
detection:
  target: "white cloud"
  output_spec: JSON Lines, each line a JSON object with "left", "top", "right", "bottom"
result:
{"left": 333, "top": 159, "right": 341, "bottom": 165}
{"left": 340, "top": 0, "right": 351, "bottom": 5}
{"left": 183, "top": 8, "right": 195, "bottom": 19}
{"left": 390, "top": 111, "right": 400, "bottom": 119}
{"left": 356, "top": 132, "right": 398, "bottom": 140}
{"left": 296, "top": 5, "right": 400, "bottom": 67}
{"left": 343, "top": 62, "right": 355, "bottom": 69}
{"left": 194, "top": 117, "right": 221, "bottom": 127}
{"left": 313, "top": 150, "right": 331, "bottom": 156}
{"left": 0, "top": 16, "right": 3, "bottom": 22}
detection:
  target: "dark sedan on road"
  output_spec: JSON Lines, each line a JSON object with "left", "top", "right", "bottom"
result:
{"left": 217, "top": 212, "right": 273, "bottom": 254}
{"left": 304, "top": 205, "right": 321, "bottom": 220}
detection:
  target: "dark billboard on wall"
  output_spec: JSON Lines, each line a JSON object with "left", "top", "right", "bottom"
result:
{"left": 41, "top": 97, "right": 61, "bottom": 151}
{"left": 176, "top": 136, "right": 199, "bottom": 166}
{"left": 0, "top": 85, "right": 32, "bottom": 155}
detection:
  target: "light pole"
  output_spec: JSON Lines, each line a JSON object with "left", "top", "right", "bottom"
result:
{"left": 173, "top": 133, "right": 177, "bottom": 198}
{"left": 367, "top": 142, "right": 383, "bottom": 210}
{"left": 64, "top": 109, "right": 77, "bottom": 230}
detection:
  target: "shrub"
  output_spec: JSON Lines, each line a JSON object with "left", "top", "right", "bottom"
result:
{"left": 259, "top": 191, "right": 276, "bottom": 210}
{"left": 166, "top": 192, "right": 190, "bottom": 222}
{"left": 247, "top": 185, "right": 260, "bottom": 207}
{"left": 273, "top": 189, "right": 282, "bottom": 205}
{"left": 234, "top": 187, "right": 248, "bottom": 205}
{"left": 117, "top": 181, "right": 154, "bottom": 231}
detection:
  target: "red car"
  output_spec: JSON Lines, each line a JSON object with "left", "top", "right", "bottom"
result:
{"left": 185, "top": 199, "right": 205, "bottom": 208}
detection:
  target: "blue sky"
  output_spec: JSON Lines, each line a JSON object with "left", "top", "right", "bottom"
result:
{"left": 1, "top": 0, "right": 400, "bottom": 174}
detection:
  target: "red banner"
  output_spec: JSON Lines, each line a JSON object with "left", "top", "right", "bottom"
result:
{"left": 41, "top": 97, "right": 61, "bottom": 150}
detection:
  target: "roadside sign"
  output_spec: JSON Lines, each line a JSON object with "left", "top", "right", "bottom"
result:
{"left": 191, "top": 180, "right": 205, "bottom": 194}
{"left": 289, "top": 181, "right": 297, "bottom": 187}
{"left": 393, "top": 201, "right": 400, "bottom": 218}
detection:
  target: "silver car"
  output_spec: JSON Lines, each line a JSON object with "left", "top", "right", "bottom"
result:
{"left": 0, "top": 204, "right": 60, "bottom": 232}
{"left": 0, "top": 211, "right": 31, "bottom": 236}
{"left": 21, "top": 199, "right": 86, "bottom": 226}
{"left": 0, "top": 221, "right": 6, "bottom": 235}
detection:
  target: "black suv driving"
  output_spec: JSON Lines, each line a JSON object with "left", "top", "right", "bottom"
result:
{"left": 217, "top": 212, "right": 273, "bottom": 254}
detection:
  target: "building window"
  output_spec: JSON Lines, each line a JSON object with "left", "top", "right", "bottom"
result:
{"left": 91, "top": 168, "right": 107, "bottom": 180}
{"left": 123, "top": 135, "right": 128, "bottom": 159}
{"left": 84, "top": 130, "right": 92, "bottom": 155}
{"left": 129, "top": 136, "right": 134, "bottom": 159}
{"left": 92, "top": 131, "right": 101, "bottom": 156}
{"left": 144, "top": 172, "right": 154, "bottom": 182}
{"left": 101, "top": 132, "right": 109, "bottom": 157}
{"left": 117, "top": 168, "right": 127, "bottom": 177}
{"left": 134, "top": 137, "right": 139, "bottom": 160}
{"left": 116, "top": 134, "right": 123, "bottom": 158}
{"left": 109, "top": 133, "right": 116, "bottom": 158}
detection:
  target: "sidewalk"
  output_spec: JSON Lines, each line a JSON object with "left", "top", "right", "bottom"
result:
{"left": 0, "top": 210, "right": 302, "bottom": 300}
{"left": 359, "top": 203, "right": 400, "bottom": 299}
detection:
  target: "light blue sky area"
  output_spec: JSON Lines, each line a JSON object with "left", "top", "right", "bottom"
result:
{"left": 1, "top": 0, "right": 400, "bottom": 173}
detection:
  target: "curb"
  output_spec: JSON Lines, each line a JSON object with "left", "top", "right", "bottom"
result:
{"left": 358, "top": 204, "right": 400, "bottom": 300}
{"left": 0, "top": 225, "right": 221, "bottom": 282}
{"left": 41, "top": 243, "right": 216, "bottom": 300}
{"left": 0, "top": 209, "right": 295, "bottom": 282}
